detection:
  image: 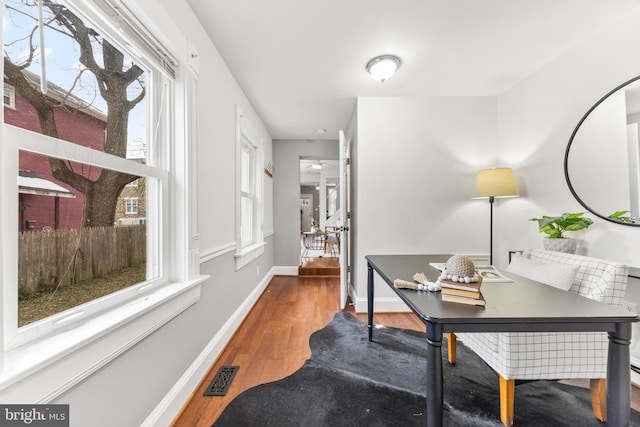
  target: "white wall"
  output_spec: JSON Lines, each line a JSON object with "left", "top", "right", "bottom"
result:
{"left": 46, "top": 1, "right": 275, "bottom": 426}
{"left": 494, "top": 9, "right": 640, "bottom": 379}
{"left": 496, "top": 8, "right": 640, "bottom": 268}
{"left": 353, "top": 96, "right": 498, "bottom": 311}
{"left": 353, "top": 10, "right": 640, "bottom": 313}
{"left": 273, "top": 139, "right": 338, "bottom": 267}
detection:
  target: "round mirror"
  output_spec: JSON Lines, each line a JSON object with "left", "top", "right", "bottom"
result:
{"left": 565, "top": 75, "right": 640, "bottom": 226}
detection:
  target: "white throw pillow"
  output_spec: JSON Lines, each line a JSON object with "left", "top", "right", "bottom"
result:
{"left": 506, "top": 255, "right": 579, "bottom": 291}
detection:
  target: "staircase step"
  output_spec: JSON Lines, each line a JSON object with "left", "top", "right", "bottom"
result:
{"left": 299, "top": 267, "right": 340, "bottom": 276}
{"left": 299, "top": 257, "right": 340, "bottom": 276}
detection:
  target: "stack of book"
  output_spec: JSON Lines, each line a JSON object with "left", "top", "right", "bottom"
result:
{"left": 440, "top": 277, "right": 485, "bottom": 306}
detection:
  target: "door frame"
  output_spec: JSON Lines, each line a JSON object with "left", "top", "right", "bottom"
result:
{"left": 339, "top": 131, "right": 351, "bottom": 309}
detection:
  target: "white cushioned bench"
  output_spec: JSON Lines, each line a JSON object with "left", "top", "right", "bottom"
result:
{"left": 453, "top": 248, "right": 630, "bottom": 425}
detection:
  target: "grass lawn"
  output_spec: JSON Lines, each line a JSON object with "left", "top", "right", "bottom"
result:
{"left": 18, "top": 263, "right": 147, "bottom": 327}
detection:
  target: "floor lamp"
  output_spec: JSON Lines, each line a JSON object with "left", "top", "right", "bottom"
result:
{"left": 474, "top": 168, "right": 519, "bottom": 265}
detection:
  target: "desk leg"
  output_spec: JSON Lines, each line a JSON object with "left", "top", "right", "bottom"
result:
{"left": 367, "top": 262, "right": 374, "bottom": 342}
{"left": 607, "top": 322, "right": 632, "bottom": 427}
{"left": 426, "top": 322, "right": 443, "bottom": 427}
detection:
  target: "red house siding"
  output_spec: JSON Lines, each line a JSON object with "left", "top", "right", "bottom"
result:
{"left": 6, "top": 84, "right": 107, "bottom": 232}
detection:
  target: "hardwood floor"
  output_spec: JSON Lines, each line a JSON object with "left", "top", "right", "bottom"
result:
{"left": 171, "top": 275, "right": 640, "bottom": 426}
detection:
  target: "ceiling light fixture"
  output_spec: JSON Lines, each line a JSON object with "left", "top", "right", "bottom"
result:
{"left": 366, "top": 54, "right": 401, "bottom": 82}
{"left": 311, "top": 162, "right": 323, "bottom": 170}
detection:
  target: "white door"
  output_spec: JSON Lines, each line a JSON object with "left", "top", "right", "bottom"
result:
{"left": 339, "top": 131, "right": 350, "bottom": 309}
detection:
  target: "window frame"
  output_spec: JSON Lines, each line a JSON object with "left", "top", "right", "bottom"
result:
{"left": 0, "top": 0, "right": 205, "bottom": 400}
{"left": 234, "top": 106, "right": 264, "bottom": 270}
{"left": 125, "top": 197, "right": 140, "bottom": 214}
{"left": 3, "top": 85, "right": 15, "bottom": 109}
{"left": 7, "top": 131, "right": 167, "bottom": 348}
{"left": 240, "top": 141, "right": 256, "bottom": 246}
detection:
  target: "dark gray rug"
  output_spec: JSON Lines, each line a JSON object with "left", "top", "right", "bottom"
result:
{"left": 213, "top": 312, "right": 640, "bottom": 426}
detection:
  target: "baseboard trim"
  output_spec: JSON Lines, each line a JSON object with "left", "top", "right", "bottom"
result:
{"left": 141, "top": 267, "right": 275, "bottom": 426}
{"left": 272, "top": 265, "right": 299, "bottom": 276}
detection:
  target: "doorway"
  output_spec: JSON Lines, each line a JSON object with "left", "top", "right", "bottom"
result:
{"left": 299, "top": 158, "right": 340, "bottom": 276}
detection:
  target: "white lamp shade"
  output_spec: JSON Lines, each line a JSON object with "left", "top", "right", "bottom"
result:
{"left": 366, "top": 55, "right": 400, "bottom": 82}
{"left": 475, "top": 167, "right": 519, "bottom": 198}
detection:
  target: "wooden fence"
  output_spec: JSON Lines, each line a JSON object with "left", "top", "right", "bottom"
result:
{"left": 19, "top": 224, "right": 146, "bottom": 296}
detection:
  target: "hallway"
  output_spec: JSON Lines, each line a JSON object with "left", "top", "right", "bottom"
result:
{"left": 171, "top": 275, "right": 423, "bottom": 426}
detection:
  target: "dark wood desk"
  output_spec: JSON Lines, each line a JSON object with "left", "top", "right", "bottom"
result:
{"left": 366, "top": 254, "right": 638, "bottom": 427}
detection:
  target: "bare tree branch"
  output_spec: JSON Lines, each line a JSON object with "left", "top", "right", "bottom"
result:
{"left": 5, "top": 1, "right": 147, "bottom": 227}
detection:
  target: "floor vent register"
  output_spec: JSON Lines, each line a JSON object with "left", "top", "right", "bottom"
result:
{"left": 203, "top": 366, "right": 240, "bottom": 396}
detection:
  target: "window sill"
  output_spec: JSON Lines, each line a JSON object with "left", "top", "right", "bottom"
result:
{"left": 235, "top": 242, "right": 266, "bottom": 270}
{"left": 0, "top": 275, "right": 208, "bottom": 403}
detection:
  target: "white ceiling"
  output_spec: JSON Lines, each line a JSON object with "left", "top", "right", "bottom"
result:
{"left": 186, "top": 0, "right": 640, "bottom": 141}
{"left": 300, "top": 160, "right": 339, "bottom": 186}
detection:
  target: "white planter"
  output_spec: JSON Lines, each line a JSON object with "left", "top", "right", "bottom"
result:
{"left": 543, "top": 237, "right": 577, "bottom": 254}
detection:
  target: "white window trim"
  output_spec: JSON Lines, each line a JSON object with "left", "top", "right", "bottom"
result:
{"left": 234, "top": 106, "right": 264, "bottom": 271}
{"left": 125, "top": 197, "right": 139, "bottom": 214}
{"left": 0, "top": 2, "right": 206, "bottom": 402}
{"left": 3, "top": 85, "right": 16, "bottom": 109}
{"left": 0, "top": 277, "right": 205, "bottom": 403}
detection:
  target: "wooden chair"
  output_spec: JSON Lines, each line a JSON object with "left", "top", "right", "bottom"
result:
{"left": 323, "top": 226, "right": 340, "bottom": 255}
{"left": 450, "top": 249, "right": 629, "bottom": 426}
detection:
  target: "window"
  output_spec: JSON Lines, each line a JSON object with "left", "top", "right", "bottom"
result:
{"left": 235, "top": 106, "right": 264, "bottom": 269}
{"left": 1, "top": 0, "right": 203, "bottom": 398}
{"left": 125, "top": 198, "right": 139, "bottom": 214}
{"left": 240, "top": 142, "right": 256, "bottom": 245}
{"left": 127, "top": 179, "right": 139, "bottom": 187}
{"left": 4, "top": 0, "right": 159, "bottom": 333}
{"left": 3, "top": 85, "right": 15, "bottom": 109}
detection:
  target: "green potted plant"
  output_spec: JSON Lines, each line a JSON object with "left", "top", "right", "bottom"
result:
{"left": 529, "top": 212, "right": 593, "bottom": 253}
